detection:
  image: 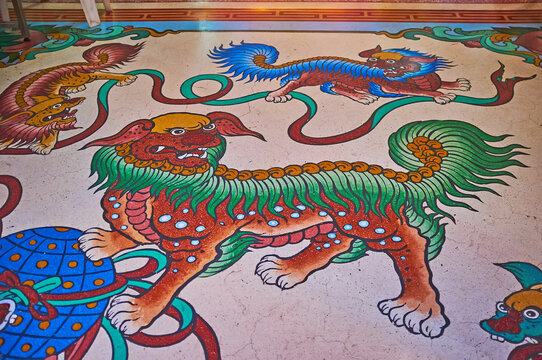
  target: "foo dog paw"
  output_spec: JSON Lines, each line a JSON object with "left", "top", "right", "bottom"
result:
{"left": 377, "top": 298, "right": 449, "bottom": 338}
{"left": 65, "top": 85, "right": 87, "bottom": 94}
{"left": 117, "top": 75, "right": 137, "bottom": 87}
{"left": 78, "top": 228, "right": 118, "bottom": 260}
{"left": 107, "top": 294, "right": 152, "bottom": 335}
{"left": 456, "top": 78, "right": 471, "bottom": 91}
{"left": 434, "top": 93, "right": 456, "bottom": 105}
{"left": 265, "top": 93, "right": 293, "bottom": 103}
{"left": 351, "top": 93, "right": 379, "bottom": 105}
{"left": 28, "top": 142, "right": 54, "bottom": 155}
{"left": 255, "top": 255, "right": 304, "bottom": 290}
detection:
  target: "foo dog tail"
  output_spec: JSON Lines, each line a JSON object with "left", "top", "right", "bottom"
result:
{"left": 388, "top": 120, "right": 526, "bottom": 260}
{"left": 78, "top": 42, "right": 143, "bottom": 71}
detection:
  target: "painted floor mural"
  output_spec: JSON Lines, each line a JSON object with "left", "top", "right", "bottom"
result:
{"left": 0, "top": 3, "right": 541, "bottom": 359}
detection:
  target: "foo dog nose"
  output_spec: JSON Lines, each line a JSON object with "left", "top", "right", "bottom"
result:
{"left": 183, "top": 132, "right": 214, "bottom": 146}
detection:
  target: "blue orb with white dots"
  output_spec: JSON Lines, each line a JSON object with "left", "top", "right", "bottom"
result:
{"left": 343, "top": 224, "right": 353, "bottom": 231}
{"left": 375, "top": 228, "right": 386, "bottom": 234}
{"left": 108, "top": 196, "right": 116, "bottom": 201}
{"left": 338, "top": 211, "right": 346, "bottom": 217}
{"left": 274, "top": 206, "right": 284, "bottom": 213}
{"left": 392, "top": 236, "right": 402, "bottom": 242}
{"left": 195, "top": 225, "right": 206, "bottom": 232}
{"left": 334, "top": 239, "right": 341, "bottom": 244}
{"left": 296, "top": 205, "right": 306, "bottom": 211}
{"left": 291, "top": 212, "right": 300, "bottom": 218}
{"left": 236, "top": 214, "right": 245, "bottom": 220}
{"left": 327, "top": 233, "right": 337, "bottom": 239}
{"left": 111, "top": 214, "right": 119, "bottom": 219}
{"left": 113, "top": 202, "right": 121, "bottom": 209}
{"left": 319, "top": 211, "right": 328, "bottom": 217}
{"left": 187, "top": 256, "right": 197, "bottom": 263}
{"left": 323, "top": 243, "right": 331, "bottom": 248}
{"left": 191, "top": 240, "right": 200, "bottom": 246}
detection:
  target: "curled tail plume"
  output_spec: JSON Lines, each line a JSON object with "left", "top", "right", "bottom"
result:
{"left": 389, "top": 120, "right": 527, "bottom": 259}
{"left": 82, "top": 42, "right": 144, "bottom": 70}
{"left": 209, "top": 42, "right": 282, "bottom": 81}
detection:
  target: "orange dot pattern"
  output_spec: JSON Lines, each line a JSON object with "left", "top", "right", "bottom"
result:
{"left": 212, "top": 137, "right": 447, "bottom": 183}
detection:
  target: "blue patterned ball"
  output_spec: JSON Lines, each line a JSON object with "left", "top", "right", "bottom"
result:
{"left": 0, "top": 227, "right": 115, "bottom": 359}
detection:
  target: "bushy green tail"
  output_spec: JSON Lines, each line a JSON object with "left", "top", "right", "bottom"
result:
{"left": 389, "top": 119, "right": 527, "bottom": 260}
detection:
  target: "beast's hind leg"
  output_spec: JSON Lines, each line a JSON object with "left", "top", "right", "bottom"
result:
{"left": 364, "top": 223, "right": 449, "bottom": 338}
{"left": 266, "top": 72, "right": 324, "bottom": 103}
{"left": 329, "top": 83, "right": 379, "bottom": 105}
{"left": 256, "top": 230, "right": 354, "bottom": 289}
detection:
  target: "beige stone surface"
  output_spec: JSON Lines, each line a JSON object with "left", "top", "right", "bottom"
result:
{"left": 1, "top": 27, "right": 540, "bottom": 359}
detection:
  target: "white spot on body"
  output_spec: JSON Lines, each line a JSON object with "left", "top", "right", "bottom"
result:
{"left": 175, "top": 221, "right": 188, "bottom": 229}
{"left": 358, "top": 220, "right": 369, "bottom": 228}
{"left": 158, "top": 215, "right": 172, "bottom": 223}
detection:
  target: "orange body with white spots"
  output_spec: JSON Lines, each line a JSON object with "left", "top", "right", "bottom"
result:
{"left": 79, "top": 111, "right": 517, "bottom": 339}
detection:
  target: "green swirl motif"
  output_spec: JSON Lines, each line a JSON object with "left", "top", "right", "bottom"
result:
{"left": 377, "top": 26, "right": 542, "bottom": 68}
{"left": 0, "top": 24, "right": 180, "bottom": 67}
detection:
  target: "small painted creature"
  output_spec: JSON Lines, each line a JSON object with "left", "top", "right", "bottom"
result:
{"left": 0, "top": 43, "right": 141, "bottom": 154}
{"left": 481, "top": 262, "right": 542, "bottom": 359}
{"left": 210, "top": 42, "right": 470, "bottom": 105}
{"left": 80, "top": 112, "right": 522, "bottom": 340}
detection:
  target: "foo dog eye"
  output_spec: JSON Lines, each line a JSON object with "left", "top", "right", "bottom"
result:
{"left": 52, "top": 103, "right": 62, "bottom": 109}
{"left": 368, "top": 58, "right": 377, "bottom": 62}
{"left": 170, "top": 128, "right": 186, "bottom": 136}
{"left": 523, "top": 308, "right": 540, "bottom": 319}
{"left": 386, "top": 60, "right": 396, "bottom": 64}
{"left": 203, "top": 124, "right": 216, "bottom": 131}
{"left": 496, "top": 302, "right": 509, "bottom": 313}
